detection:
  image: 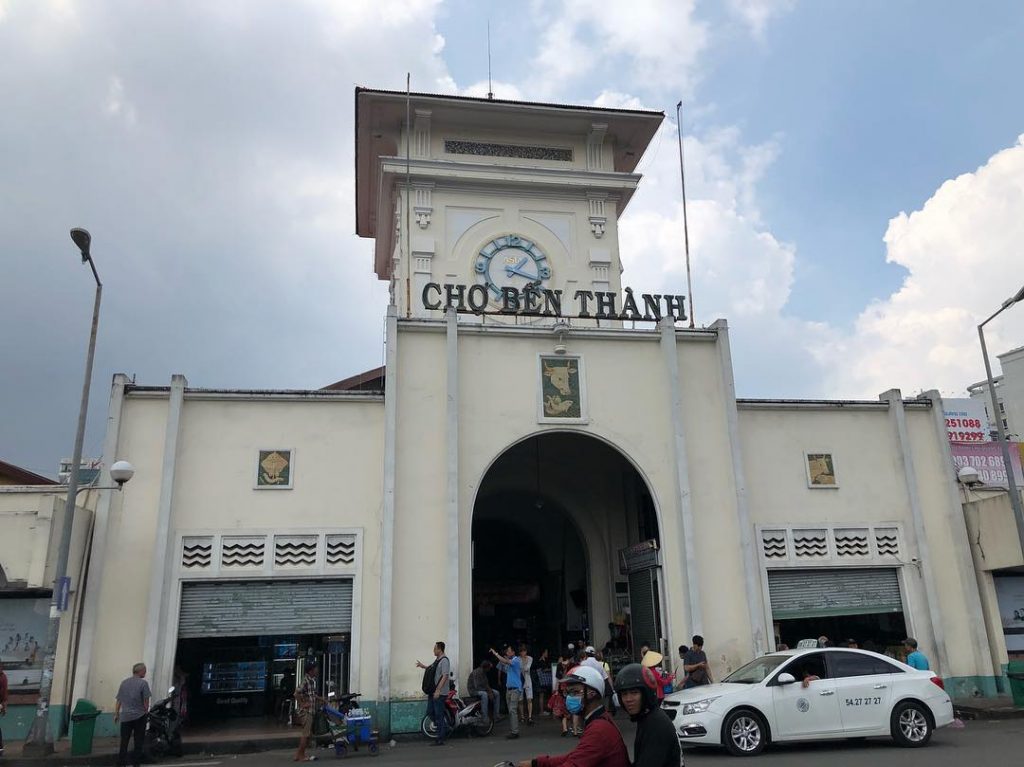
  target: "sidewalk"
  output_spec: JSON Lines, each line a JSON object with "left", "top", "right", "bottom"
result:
{"left": 952, "top": 695, "right": 1024, "bottom": 720}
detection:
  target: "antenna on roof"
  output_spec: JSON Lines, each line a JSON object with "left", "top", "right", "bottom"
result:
{"left": 676, "top": 101, "right": 695, "bottom": 329}
{"left": 487, "top": 20, "right": 494, "bottom": 100}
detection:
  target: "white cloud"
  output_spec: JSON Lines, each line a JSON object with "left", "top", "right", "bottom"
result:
{"left": 104, "top": 76, "right": 137, "bottom": 127}
{"left": 815, "top": 136, "right": 1024, "bottom": 397}
{"left": 727, "top": 0, "right": 796, "bottom": 39}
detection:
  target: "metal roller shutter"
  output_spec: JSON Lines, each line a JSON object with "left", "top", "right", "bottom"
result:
{"left": 178, "top": 579, "right": 353, "bottom": 638}
{"left": 628, "top": 569, "right": 658, "bottom": 648}
{"left": 768, "top": 568, "right": 902, "bottom": 620}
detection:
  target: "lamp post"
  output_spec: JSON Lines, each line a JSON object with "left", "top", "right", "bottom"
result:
{"left": 978, "top": 283, "right": 1024, "bottom": 563}
{"left": 22, "top": 229, "right": 120, "bottom": 754}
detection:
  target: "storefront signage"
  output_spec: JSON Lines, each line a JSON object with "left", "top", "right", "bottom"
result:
{"left": 941, "top": 398, "right": 989, "bottom": 443}
{"left": 950, "top": 442, "right": 1024, "bottom": 487}
{"left": 618, "top": 540, "right": 660, "bottom": 574}
{"left": 422, "top": 283, "right": 687, "bottom": 321}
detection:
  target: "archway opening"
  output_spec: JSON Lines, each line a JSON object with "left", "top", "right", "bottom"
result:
{"left": 471, "top": 432, "right": 664, "bottom": 676}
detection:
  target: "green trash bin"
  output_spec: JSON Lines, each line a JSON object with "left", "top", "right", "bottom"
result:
{"left": 1008, "top": 661, "right": 1024, "bottom": 708}
{"left": 70, "top": 699, "right": 102, "bottom": 756}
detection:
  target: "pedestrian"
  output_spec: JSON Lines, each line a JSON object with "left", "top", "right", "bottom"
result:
{"left": 580, "top": 645, "right": 614, "bottom": 715}
{"left": 640, "top": 649, "right": 672, "bottom": 700}
{"left": 467, "top": 659, "right": 499, "bottom": 725}
{"left": 817, "top": 635, "right": 831, "bottom": 648}
{"left": 903, "top": 638, "right": 930, "bottom": 670}
{"left": 519, "top": 645, "right": 535, "bottom": 725}
{"left": 846, "top": 638, "right": 859, "bottom": 649}
{"left": 535, "top": 648, "right": 552, "bottom": 715}
{"left": 491, "top": 644, "right": 523, "bottom": 739}
{"left": 416, "top": 641, "right": 451, "bottom": 746}
{"left": 615, "top": 663, "right": 681, "bottom": 767}
{"left": 0, "top": 661, "right": 8, "bottom": 757}
{"left": 672, "top": 644, "right": 689, "bottom": 690}
{"left": 681, "top": 635, "right": 712, "bottom": 689}
{"left": 114, "top": 662, "right": 151, "bottom": 767}
{"left": 515, "top": 665, "right": 629, "bottom": 767}
{"left": 555, "top": 650, "right": 581, "bottom": 736}
{"left": 293, "top": 660, "right": 321, "bottom": 761}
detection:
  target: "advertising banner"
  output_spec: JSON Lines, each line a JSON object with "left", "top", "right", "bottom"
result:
{"left": 941, "top": 397, "right": 989, "bottom": 443}
{"left": 994, "top": 576, "right": 1024, "bottom": 652}
{"left": 0, "top": 597, "right": 48, "bottom": 691}
{"left": 950, "top": 442, "right": 1024, "bottom": 488}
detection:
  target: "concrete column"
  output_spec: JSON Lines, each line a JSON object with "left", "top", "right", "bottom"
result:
{"left": 377, "top": 307, "right": 399, "bottom": 736}
{"left": 445, "top": 309, "right": 461, "bottom": 676}
{"left": 923, "top": 390, "right": 996, "bottom": 683}
{"left": 710, "top": 320, "right": 765, "bottom": 656}
{"left": 143, "top": 374, "right": 187, "bottom": 695}
{"left": 659, "top": 319, "right": 702, "bottom": 638}
{"left": 880, "top": 389, "right": 949, "bottom": 674}
{"left": 72, "top": 373, "right": 128, "bottom": 705}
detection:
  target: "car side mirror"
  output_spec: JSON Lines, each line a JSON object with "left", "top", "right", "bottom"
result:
{"left": 776, "top": 673, "right": 796, "bottom": 685}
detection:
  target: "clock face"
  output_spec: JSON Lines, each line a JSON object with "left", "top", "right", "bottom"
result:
{"left": 474, "top": 235, "right": 551, "bottom": 300}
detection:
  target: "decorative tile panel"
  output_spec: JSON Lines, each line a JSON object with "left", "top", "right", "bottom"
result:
{"left": 221, "top": 536, "right": 266, "bottom": 568}
{"left": 792, "top": 529, "right": 828, "bottom": 559}
{"left": 761, "top": 530, "right": 788, "bottom": 560}
{"left": 326, "top": 534, "right": 357, "bottom": 566}
{"left": 834, "top": 528, "right": 870, "bottom": 558}
{"left": 874, "top": 528, "right": 901, "bottom": 557}
{"left": 444, "top": 139, "right": 572, "bottom": 162}
{"left": 274, "top": 535, "right": 317, "bottom": 567}
{"left": 181, "top": 536, "right": 213, "bottom": 570}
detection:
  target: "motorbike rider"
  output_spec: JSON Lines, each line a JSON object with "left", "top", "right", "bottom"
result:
{"left": 516, "top": 665, "right": 629, "bottom": 767}
{"left": 614, "top": 663, "right": 681, "bottom": 767}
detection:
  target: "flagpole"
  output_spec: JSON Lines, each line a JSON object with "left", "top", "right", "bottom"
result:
{"left": 676, "top": 101, "right": 695, "bottom": 328}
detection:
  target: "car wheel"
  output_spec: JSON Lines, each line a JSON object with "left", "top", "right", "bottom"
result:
{"left": 722, "top": 709, "right": 768, "bottom": 757}
{"left": 420, "top": 714, "right": 438, "bottom": 739}
{"left": 890, "top": 700, "right": 933, "bottom": 747}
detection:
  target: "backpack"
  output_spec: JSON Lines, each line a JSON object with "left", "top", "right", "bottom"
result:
{"left": 421, "top": 658, "right": 441, "bottom": 696}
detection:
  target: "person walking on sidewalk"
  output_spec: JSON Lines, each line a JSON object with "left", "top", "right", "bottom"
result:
{"left": 0, "top": 661, "right": 8, "bottom": 757}
{"left": 416, "top": 641, "right": 452, "bottom": 746}
{"left": 114, "top": 662, "right": 151, "bottom": 767}
{"left": 491, "top": 644, "right": 523, "bottom": 739}
{"left": 293, "top": 660, "right": 322, "bottom": 761}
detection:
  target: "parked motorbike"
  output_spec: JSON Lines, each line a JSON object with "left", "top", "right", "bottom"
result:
{"left": 145, "top": 686, "right": 183, "bottom": 759}
{"left": 420, "top": 688, "right": 494, "bottom": 739}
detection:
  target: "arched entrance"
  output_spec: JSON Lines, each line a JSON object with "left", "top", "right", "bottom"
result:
{"left": 470, "top": 432, "right": 665, "bottom": 672}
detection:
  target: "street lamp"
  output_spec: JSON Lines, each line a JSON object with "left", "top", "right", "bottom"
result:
{"left": 978, "top": 283, "right": 1024, "bottom": 566}
{"left": 22, "top": 230, "right": 123, "bottom": 754}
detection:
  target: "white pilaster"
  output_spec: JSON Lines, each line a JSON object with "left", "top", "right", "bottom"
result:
{"left": 710, "top": 319, "right": 765, "bottom": 655}
{"left": 880, "top": 389, "right": 949, "bottom": 674}
{"left": 445, "top": 309, "right": 460, "bottom": 672}
{"left": 378, "top": 307, "right": 399, "bottom": 734}
{"left": 72, "top": 373, "right": 128, "bottom": 705}
{"left": 659, "top": 319, "right": 703, "bottom": 636}
{"left": 923, "top": 390, "right": 995, "bottom": 678}
{"left": 143, "top": 374, "right": 187, "bottom": 695}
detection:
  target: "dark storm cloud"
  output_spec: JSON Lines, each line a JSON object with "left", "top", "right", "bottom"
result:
{"left": 0, "top": 1, "right": 450, "bottom": 476}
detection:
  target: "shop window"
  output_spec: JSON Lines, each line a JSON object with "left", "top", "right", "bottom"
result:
{"left": 828, "top": 651, "right": 903, "bottom": 678}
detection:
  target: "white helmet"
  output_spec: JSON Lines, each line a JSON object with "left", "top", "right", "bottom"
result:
{"left": 564, "top": 665, "right": 606, "bottom": 697}
{"left": 584, "top": 645, "right": 596, "bottom": 656}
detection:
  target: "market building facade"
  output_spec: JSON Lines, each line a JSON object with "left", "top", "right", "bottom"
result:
{"left": 7, "top": 88, "right": 1013, "bottom": 740}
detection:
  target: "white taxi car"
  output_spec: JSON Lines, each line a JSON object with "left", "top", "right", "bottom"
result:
{"left": 663, "top": 648, "right": 953, "bottom": 757}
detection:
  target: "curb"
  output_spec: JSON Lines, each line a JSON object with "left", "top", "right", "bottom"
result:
{"left": 953, "top": 704, "right": 1024, "bottom": 720}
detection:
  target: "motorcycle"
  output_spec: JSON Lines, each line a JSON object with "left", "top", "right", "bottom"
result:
{"left": 420, "top": 688, "right": 494, "bottom": 739}
{"left": 145, "top": 686, "right": 183, "bottom": 759}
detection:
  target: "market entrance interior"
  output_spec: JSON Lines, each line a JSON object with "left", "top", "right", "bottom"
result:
{"left": 471, "top": 432, "right": 663, "bottom": 675}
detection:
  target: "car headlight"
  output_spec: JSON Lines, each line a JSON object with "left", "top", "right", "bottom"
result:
{"left": 681, "top": 697, "right": 720, "bottom": 715}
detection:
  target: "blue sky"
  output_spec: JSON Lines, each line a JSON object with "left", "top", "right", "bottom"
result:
{"left": 2, "top": 0, "right": 1023, "bottom": 476}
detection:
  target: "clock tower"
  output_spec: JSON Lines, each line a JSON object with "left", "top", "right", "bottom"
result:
{"left": 354, "top": 88, "right": 664, "bottom": 321}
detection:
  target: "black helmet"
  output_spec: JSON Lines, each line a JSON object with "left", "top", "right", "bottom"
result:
{"left": 614, "top": 663, "right": 659, "bottom": 711}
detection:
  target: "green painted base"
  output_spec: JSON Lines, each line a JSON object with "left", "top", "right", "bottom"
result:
{"left": 944, "top": 675, "right": 1001, "bottom": 699}
{"left": 3, "top": 704, "right": 69, "bottom": 742}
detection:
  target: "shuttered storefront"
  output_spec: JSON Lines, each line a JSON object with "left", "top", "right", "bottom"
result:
{"left": 178, "top": 579, "right": 353, "bottom": 638}
{"left": 628, "top": 569, "right": 660, "bottom": 648}
{"left": 768, "top": 568, "right": 902, "bottom": 620}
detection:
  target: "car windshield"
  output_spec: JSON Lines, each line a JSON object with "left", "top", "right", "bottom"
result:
{"left": 722, "top": 655, "right": 789, "bottom": 684}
